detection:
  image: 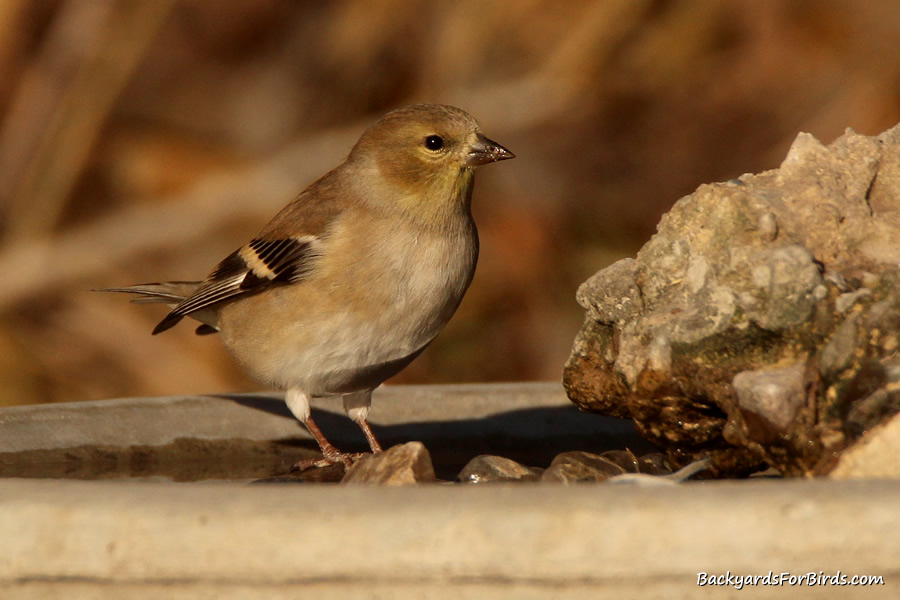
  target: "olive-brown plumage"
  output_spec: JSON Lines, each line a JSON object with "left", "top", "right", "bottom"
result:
{"left": 101, "top": 104, "right": 514, "bottom": 466}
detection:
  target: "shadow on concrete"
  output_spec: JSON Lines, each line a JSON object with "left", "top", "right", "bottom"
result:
{"left": 216, "top": 393, "right": 654, "bottom": 479}
{"left": 0, "top": 392, "right": 655, "bottom": 482}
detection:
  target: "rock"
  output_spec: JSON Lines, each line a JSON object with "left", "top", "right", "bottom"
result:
{"left": 846, "top": 386, "right": 900, "bottom": 439}
{"left": 637, "top": 452, "right": 672, "bottom": 475}
{"left": 732, "top": 362, "right": 808, "bottom": 444}
{"left": 564, "top": 124, "right": 900, "bottom": 476}
{"left": 598, "top": 449, "right": 641, "bottom": 473}
{"left": 458, "top": 455, "right": 540, "bottom": 483}
{"left": 341, "top": 442, "right": 436, "bottom": 485}
{"left": 830, "top": 412, "right": 900, "bottom": 478}
{"left": 540, "top": 451, "right": 626, "bottom": 483}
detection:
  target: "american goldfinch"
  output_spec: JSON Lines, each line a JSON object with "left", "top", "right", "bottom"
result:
{"left": 101, "top": 104, "right": 514, "bottom": 467}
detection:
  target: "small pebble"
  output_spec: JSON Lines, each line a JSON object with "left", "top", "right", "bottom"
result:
{"left": 458, "top": 455, "right": 540, "bottom": 483}
{"left": 342, "top": 442, "right": 435, "bottom": 485}
{"left": 541, "top": 451, "right": 626, "bottom": 484}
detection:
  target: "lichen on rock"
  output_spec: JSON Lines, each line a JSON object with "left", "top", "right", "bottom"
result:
{"left": 564, "top": 124, "right": 900, "bottom": 476}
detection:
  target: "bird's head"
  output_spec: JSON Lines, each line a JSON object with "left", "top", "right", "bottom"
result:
{"left": 350, "top": 104, "right": 514, "bottom": 218}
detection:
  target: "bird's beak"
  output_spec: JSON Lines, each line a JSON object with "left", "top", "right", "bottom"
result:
{"left": 466, "top": 133, "right": 515, "bottom": 167}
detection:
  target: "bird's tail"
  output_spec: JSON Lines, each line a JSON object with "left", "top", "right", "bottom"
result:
{"left": 94, "top": 281, "right": 201, "bottom": 304}
{"left": 94, "top": 281, "right": 219, "bottom": 335}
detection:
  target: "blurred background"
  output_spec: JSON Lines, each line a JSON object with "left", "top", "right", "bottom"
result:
{"left": 2, "top": 0, "right": 900, "bottom": 407}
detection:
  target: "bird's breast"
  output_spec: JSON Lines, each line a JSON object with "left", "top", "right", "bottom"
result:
{"left": 218, "top": 212, "right": 478, "bottom": 394}
{"left": 375, "top": 218, "right": 478, "bottom": 343}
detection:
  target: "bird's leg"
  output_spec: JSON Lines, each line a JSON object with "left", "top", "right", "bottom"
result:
{"left": 343, "top": 389, "right": 384, "bottom": 454}
{"left": 285, "top": 388, "right": 362, "bottom": 470}
{"left": 300, "top": 415, "right": 348, "bottom": 463}
{"left": 356, "top": 418, "right": 384, "bottom": 454}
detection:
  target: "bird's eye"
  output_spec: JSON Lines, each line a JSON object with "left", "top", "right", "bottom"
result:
{"left": 424, "top": 135, "right": 445, "bottom": 151}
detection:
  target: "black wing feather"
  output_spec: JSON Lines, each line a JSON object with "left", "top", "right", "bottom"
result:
{"left": 152, "top": 237, "right": 316, "bottom": 335}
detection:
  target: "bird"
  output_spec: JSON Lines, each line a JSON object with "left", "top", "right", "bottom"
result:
{"left": 99, "top": 103, "right": 514, "bottom": 468}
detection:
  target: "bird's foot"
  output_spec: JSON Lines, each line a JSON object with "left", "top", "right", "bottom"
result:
{"left": 290, "top": 449, "right": 370, "bottom": 472}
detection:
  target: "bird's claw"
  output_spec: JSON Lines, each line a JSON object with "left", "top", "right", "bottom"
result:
{"left": 290, "top": 451, "right": 369, "bottom": 472}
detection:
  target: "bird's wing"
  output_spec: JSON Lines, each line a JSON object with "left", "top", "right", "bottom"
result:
{"left": 150, "top": 176, "right": 351, "bottom": 335}
{"left": 151, "top": 234, "right": 320, "bottom": 334}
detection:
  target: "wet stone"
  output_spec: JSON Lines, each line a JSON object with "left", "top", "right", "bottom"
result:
{"left": 458, "top": 455, "right": 540, "bottom": 483}
{"left": 637, "top": 452, "right": 672, "bottom": 475}
{"left": 341, "top": 441, "right": 436, "bottom": 485}
{"left": 599, "top": 449, "right": 641, "bottom": 473}
{"left": 541, "top": 451, "right": 627, "bottom": 483}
